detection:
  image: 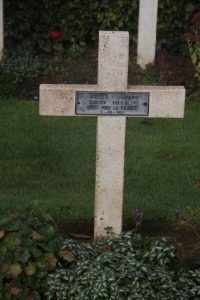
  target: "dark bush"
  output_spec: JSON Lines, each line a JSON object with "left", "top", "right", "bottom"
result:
{"left": 4, "top": 0, "right": 200, "bottom": 54}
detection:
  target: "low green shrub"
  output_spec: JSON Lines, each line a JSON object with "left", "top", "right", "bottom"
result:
{"left": 0, "top": 206, "right": 75, "bottom": 299}
{"left": 186, "top": 88, "right": 200, "bottom": 102}
{"left": 1, "top": 53, "right": 43, "bottom": 83}
{"left": 0, "top": 67, "right": 17, "bottom": 99}
{"left": 47, "top": 231, "right": 200, "bottom": 299}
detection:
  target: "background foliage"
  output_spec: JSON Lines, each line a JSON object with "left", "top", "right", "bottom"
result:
{"left": 4, "top": 0, "right": 200, "bottom": 53}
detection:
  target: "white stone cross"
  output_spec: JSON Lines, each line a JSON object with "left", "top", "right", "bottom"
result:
{"left": 137, "top": 0, "right": 158, "bottom": 68}
{"left": 40, "top": 31, "right": 185, "bottom": 240}
{"left": 0, "top": 0, "right": 3, "bottom": 60}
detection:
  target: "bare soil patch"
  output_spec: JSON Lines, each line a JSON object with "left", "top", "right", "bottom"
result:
{"left": 56, "top": 220, "right": 200, "bottom": 266}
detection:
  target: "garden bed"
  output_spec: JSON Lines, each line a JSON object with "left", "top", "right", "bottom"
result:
{"left": 15, "top": 48, "right": 199, "bottom": 101}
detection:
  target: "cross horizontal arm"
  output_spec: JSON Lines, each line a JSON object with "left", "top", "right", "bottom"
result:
{"left": 39, "top": 84, "right": 99, "bottom": 116}
{"left": 129, "top": 85, "right": 185, "bottom": 118}
{"left": 40, "top": 84, "right": 185, "bottom": 118}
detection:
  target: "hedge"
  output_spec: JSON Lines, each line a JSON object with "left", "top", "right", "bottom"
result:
{"left": 4, "top": 0, "right": 200, "bottom": 53}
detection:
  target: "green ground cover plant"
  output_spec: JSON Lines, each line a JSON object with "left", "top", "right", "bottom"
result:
{"left": 0, "top": 100, "right": 200, "bottom": 224}
{"left": 1, "top": 209, "right": 200, "bottom": 299}
{"left": 47, "top": 231, "right": 200, "bottom": 299}
{"left": 0, "top": 205, "right": 76, "bottom": 299}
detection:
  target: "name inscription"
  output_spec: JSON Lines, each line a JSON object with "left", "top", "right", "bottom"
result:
{"left": 75, "top": 92, "right": 149, "bottom": 116}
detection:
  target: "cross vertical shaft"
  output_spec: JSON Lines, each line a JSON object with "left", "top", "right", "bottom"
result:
{"left": 137, "top": 0, "right": 158, "bottom": 68}
{"left": 94, "top": 32, "right": 129, "bottom": 239}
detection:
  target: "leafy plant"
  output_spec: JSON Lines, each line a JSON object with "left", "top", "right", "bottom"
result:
{"left": 185, "top": 12, "right": 200, "bottom": 81}
{"left": 157, "top": 0, "right": 198, "bottom": 53}
{"left": 68, "top": 42, "right": 86, "bottom": 59}
{"left": 187, "top": 87, "right": 200, "bottom": 102}
{"left": 42, "top": 54, "right": 67, "bottom": 77}
{"left": 47, "top": 231, "right": 200, "bottom": 299}
{"left": 0, "top": 205, "right": 75, "bottom": 299}
{"left": 0, "top": 67, "right": 17, "bottom": 99}
{"left": 4, "top": 0, "right": 200, "bottom": 54}
{"left": 1, "top": 53, "right": 43, "bottom": 83}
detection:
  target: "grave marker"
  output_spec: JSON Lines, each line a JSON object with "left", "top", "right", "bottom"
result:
{"left": 137, "top": 0, "right": 158, "bottom": 68}
{"left": 0, "top": 0, "right": 3, "bottom": 60}
{"left": 40, "top": 31, "right": 185, "bottom": 240}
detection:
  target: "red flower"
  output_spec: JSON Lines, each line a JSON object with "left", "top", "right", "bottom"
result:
{"left": 49, "top": 31, "right": 62, "bottom": 40}
{"left": 194, "top": 35, "right": 200, "bottom": 42}
{"left": 191, "top": 12, "right": 200, "bottom": 27}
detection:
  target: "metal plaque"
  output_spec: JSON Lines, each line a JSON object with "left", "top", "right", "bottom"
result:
{"left": 75, "top": 92, "right": 149, "bottom": 116}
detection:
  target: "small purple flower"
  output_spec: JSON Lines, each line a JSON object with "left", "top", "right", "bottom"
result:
{"left": 5, "top": 68, "right": 11, "bottom": 74}
{"left": 136, "top": 211, "right": 140, "bottom": 217}
{"left": 139, "top": 212, "right": 144, "bottom": 218}
{"left": 132, "top": 208, "right": 144, "bottom": 218}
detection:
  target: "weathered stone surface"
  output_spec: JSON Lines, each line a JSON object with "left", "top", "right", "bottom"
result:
{"left": 137, "top": 0, "right": 158, "bottom": 68}
{"left": 40, "top": 85, "right": 185, "bottom": 119}
{"left": 39, "top": 31, "right": 185, "bottom": 241}
{"left": 40, "top": 84, "right": 99, "bottom": 116}
{"left": 98, "top": 31, "right": 129, "bottom": 91}
{"left": 128, "top": 86, "right": 185, "bottom": 118}
{"left": 94, "top": 116, "right": 125, "bottom": 238}
{"left": 94, "top": 32, "right": 128, "bottom": 238}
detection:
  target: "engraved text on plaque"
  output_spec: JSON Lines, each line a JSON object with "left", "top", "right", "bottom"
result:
{"left": 75, "top": 92, "right": 149, "bottom": 116}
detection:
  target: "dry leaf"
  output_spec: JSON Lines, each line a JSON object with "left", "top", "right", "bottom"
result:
{"left": 68, "top": 233, "right": 92, "bottom": 239}
{"left": 103, "top": 244, "right": 111, "bottom": 252}
{"left": 163, "top": 153, "right": 173, "bottom": 160}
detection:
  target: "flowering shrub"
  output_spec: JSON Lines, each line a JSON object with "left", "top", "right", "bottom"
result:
{"left": 185, "top": 12, "right": 200, "bottom": 80}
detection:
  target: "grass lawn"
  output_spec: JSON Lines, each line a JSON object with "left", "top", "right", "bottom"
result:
{"left": 0, "top": 99, "right": 200, "bottom": 224}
